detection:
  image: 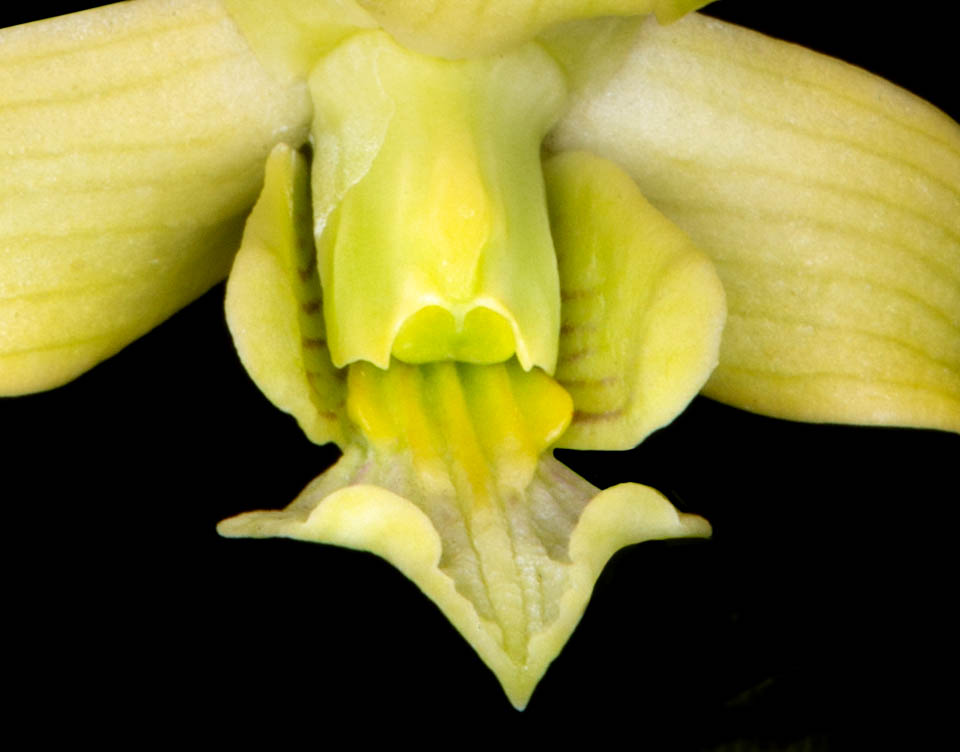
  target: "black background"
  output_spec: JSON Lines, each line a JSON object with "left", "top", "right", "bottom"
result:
{"left": 3, "top": 2, "right": 957, "bottom": 747}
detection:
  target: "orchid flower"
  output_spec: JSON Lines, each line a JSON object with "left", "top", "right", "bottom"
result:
{"left": 2, "top": 0, "right": 957, "bottom": 714}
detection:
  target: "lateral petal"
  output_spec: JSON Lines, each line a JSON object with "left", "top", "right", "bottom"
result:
{"left": 548, "top": 13, "right": 960, "bottom": 432}
{"left": 545, "top": 151, "right": 725, "bottom": 450}
{"left": 225, "top": 143, "right": 347, "bottom": 447}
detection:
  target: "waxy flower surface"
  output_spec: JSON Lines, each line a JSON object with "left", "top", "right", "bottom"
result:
{"left": 2, "top": 0, "right": 957, "bottom": 720}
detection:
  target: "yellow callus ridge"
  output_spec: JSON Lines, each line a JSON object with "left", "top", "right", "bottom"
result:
{"left": 220, "top": 358, "right": 710, "bottom": 708}
{"left": 309, "top": 31, "right": 565, "bottom": 372}
{"left": 344, "top": 360, "right": 576, "bottom": 667}
{"left": 347, "top": 360, "right": 572, "bottom": 480}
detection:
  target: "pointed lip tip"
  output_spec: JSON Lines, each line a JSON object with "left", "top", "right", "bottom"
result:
{"left": 505, "top": 681, "right": 535, "bottom": 711}
{"left": 509, "top": 697, "right": 529, "bottom": 712}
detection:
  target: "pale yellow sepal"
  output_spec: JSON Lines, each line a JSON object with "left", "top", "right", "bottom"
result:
{"left": 0, "top": 0, "right": 311, "bottom": 395}
{"left": 549, "top": 12, "right": 960, "bottom": 433}
{"left": 219, "top": 447, "right": 709, "bottom": 710}
{"left": 355, "top": 0, "right": 713, "bottom": 58}
{"left": 225, "top": 143, "right": 347, "bottom": 446}
{"left": 546, "top": 151, "right": 726, "bottom": 450}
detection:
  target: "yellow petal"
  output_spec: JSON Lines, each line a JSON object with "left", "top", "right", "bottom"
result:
{"left": 219, "top": 359, "right": 709, "bottom": 709}
{"left": 225, "top": 142, "right": 347, "bottom": 446}
{"left": 355, "top": 0, "right": 713, "bottom": 58}
{"left": 0, "top": 0, "right": 311, "bottom": 395}
{"left": 545, "top": 151, "right": 725, "bottom": 450}
{"left": 548, "top": 13, "right": 960, "bottom": 433}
